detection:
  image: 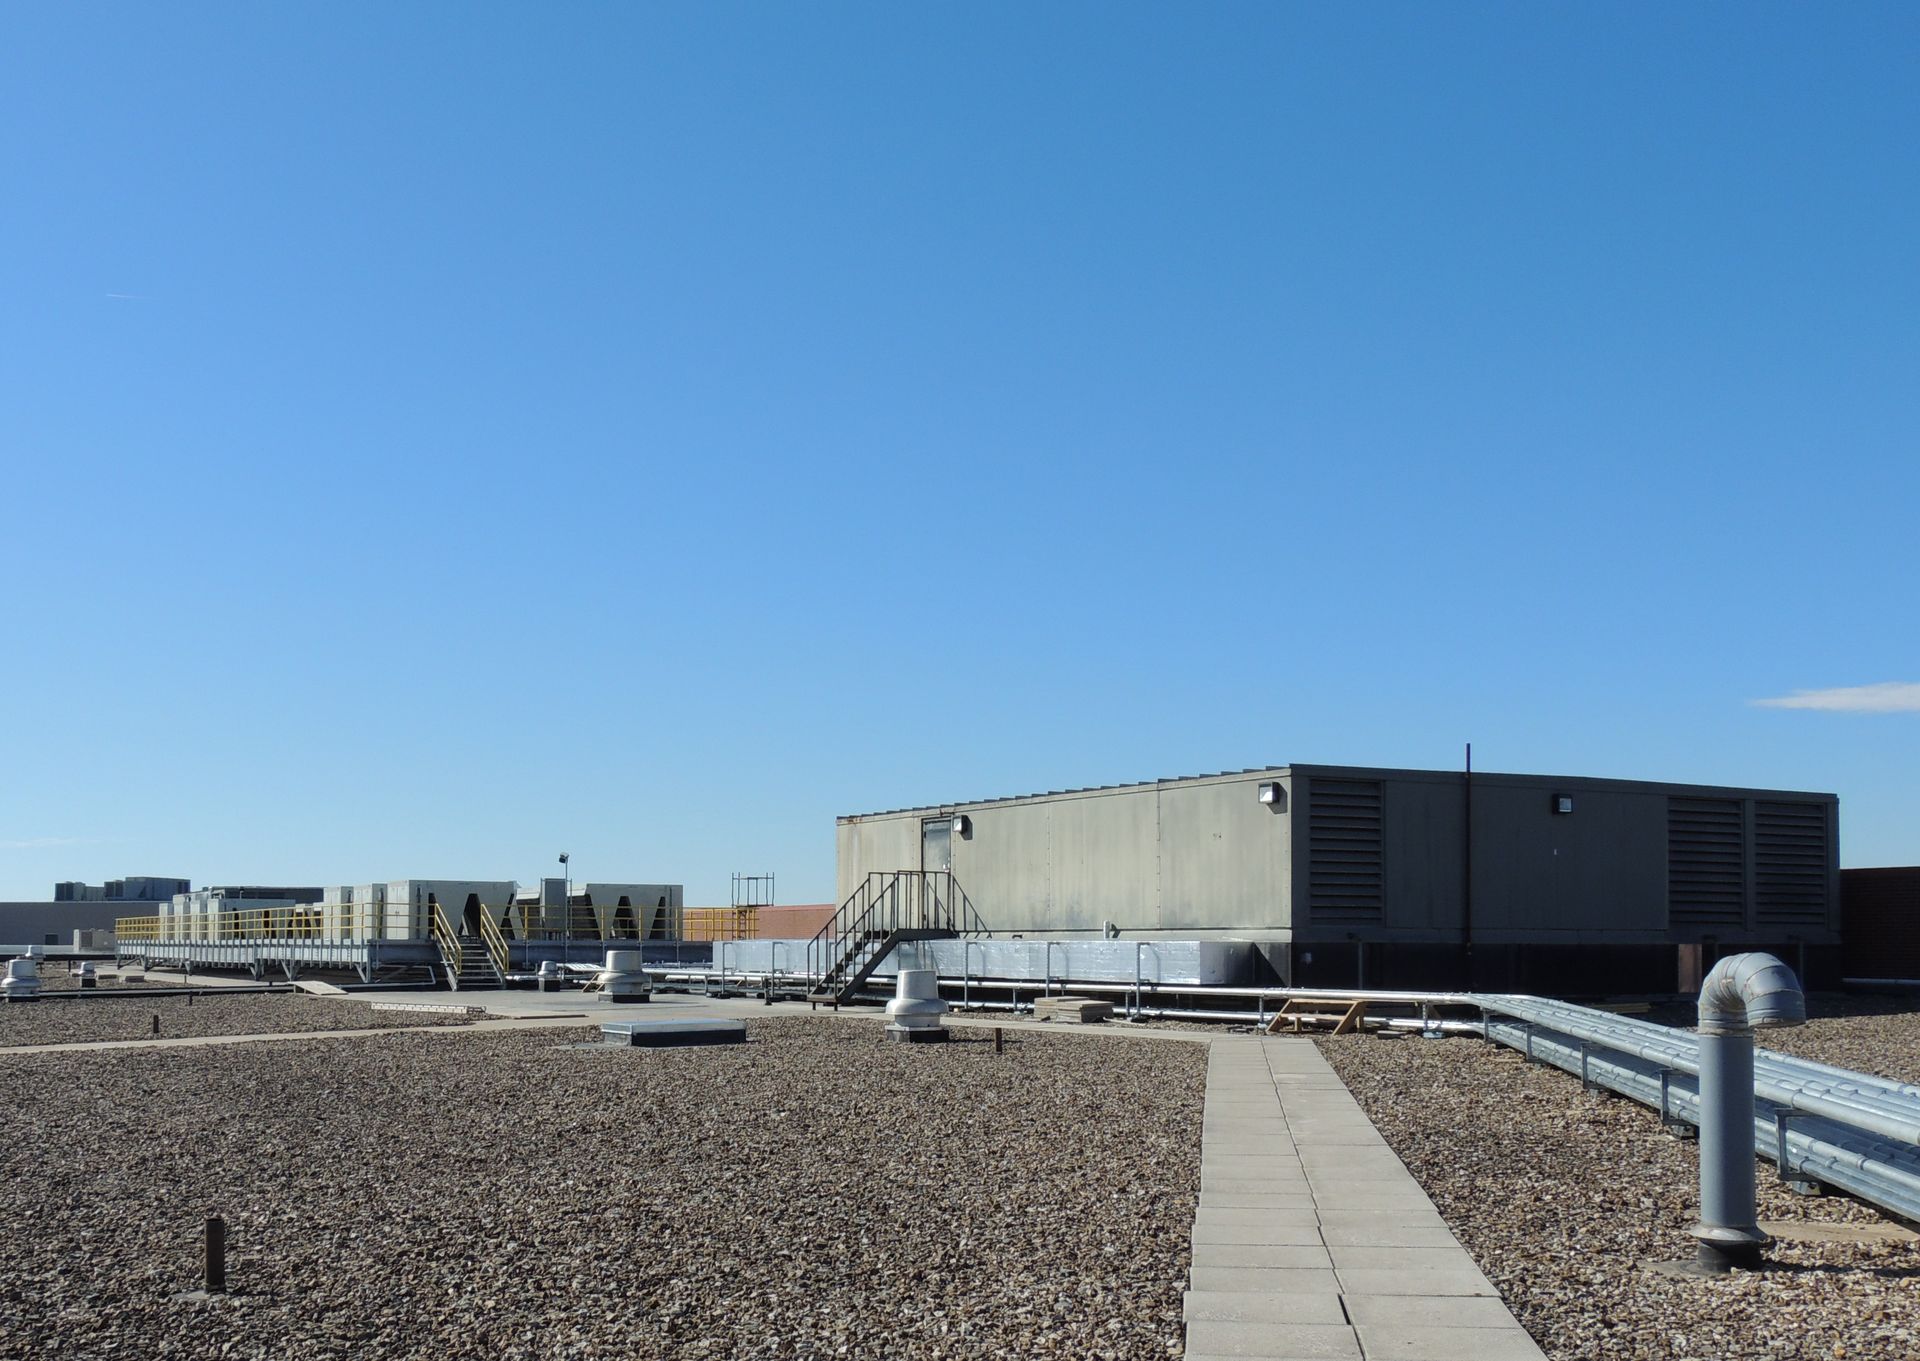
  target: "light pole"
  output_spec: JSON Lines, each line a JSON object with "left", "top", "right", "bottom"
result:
{"left": 558, "top": 852, "right": 570, "bottom": 968}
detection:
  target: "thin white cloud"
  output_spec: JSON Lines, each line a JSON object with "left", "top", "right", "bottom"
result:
{"left": 1753, "top": 682, "right": 1920, "bottom": 714}
{"left": 0, "top": 836, "right": 89, "bottom": 851}
{"left": 105, "top": 292, "right": 146, "bottom": 300}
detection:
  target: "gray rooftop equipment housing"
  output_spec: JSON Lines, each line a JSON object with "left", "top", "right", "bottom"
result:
{"left": 836, "top": 764, "right": 1840, "bottom": 992}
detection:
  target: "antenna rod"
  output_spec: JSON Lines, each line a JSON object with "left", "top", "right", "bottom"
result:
{"left": 1463, "top": 742, "right": 1474, "bottom": 985}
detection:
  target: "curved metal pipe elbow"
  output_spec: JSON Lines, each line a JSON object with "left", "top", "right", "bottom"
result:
{"left": 1699, "top": 952, "right": 1806, "bottom": 1033}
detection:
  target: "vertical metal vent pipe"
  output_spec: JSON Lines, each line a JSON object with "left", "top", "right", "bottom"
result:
{"left": 1692, "top": 952, "right": 1806, "bottom": 1272}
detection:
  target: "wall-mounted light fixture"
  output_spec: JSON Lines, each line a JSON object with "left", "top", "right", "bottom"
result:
{"left": 1258, "top": 782, "right": 1287, "bottom": 812}
{"left": 1552, "top": 794, "right": 1574, "bottom": 815}
{"left": 952, "top": 814, "right": 971, "bottom": 838}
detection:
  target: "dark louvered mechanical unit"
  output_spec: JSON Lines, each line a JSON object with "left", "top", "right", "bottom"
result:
{"left": 1668, "top": 797, "right": 1746, "bottom": 927}
{"left": 1309, "top": 779, "right": 1385, "bottom": 924}
{"left": 1755, "top": 800, "right": 1831, "bottom": 926}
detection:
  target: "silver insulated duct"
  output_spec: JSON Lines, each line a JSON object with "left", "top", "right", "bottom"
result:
{"left": 1699, "top": 953, "right": 1807, "bottom": 1032}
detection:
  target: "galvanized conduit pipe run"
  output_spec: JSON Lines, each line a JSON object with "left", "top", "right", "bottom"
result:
{"left": 654, "top": 965, "right": 1488, "bottom": 1033}
{"left": 1478, "top": 956, "right": 1920, "bottom": 1255}
{"left": 1474, "top": 1005, "right": 1920, "bottom": 1159}
{"left": 1482, "top": 996, "right": 1920, "bottom": 1147}
{"left": 1481, "top": 1019, "right": 1920, "bottom": 1212}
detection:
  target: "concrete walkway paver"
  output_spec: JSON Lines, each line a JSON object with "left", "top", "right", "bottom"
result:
{"left": 1184, "top": 1036, "right": 1545, "bottom": 1361}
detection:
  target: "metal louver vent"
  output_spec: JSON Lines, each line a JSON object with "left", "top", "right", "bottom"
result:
{"left": 1669, "top": 797, "right": 1745, "bottom": 926}
{"left": 1755, "top": 801, "right": 1830, "bottom": 926}
{"left": 1309, "top": 779, "right": 1384, "bottom": 923}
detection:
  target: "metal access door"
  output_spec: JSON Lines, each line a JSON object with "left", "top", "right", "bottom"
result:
{"left": 919, "top": 818, "right": 954, "bottom": 929}
{"left": 921, "top": 818, "right": 952, "bottom": 873}
{"left": 925, "top": 817, "right": 956, "bottom": 871}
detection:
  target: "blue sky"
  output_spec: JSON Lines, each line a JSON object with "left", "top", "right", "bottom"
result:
{"left": 3, "top": 4, "right": 1916, "bottom": 904}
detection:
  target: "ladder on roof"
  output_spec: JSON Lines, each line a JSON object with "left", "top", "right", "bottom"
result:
{"left": 805, "top": 870, "right": 989, "bottom": 1005}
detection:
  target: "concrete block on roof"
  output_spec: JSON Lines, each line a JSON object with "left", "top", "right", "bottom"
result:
{"left": 1204, "top": 1135, "right": 1296, "bottom": 1150}
{"left": 1193, "top": 1206, "right": 1322, "bottom": 1230}
{"left": 1199, "top": 1193, "right": 1319, "bottom": 1211}
{"left": 1201, "top": 1177, "right": 1313, "bottom": 1195}
{"left": 1189, "top": 1266, "right": 1340, "bottom": 1294}
{"left": 1353, "top": 1323, "right": 1547, "bottom": 1360}
{"left": 1339, "top": 1295, "right": 1524, "bottom": 1329}
{"left": 1302, "top": 1163, "right": 1411, "bottom": 1183}
{"left": 1030, "top": 995, "right": 1113, "bottom": 1023}
{"left": 1191, "top": 1243, "right": 1334, "bottom": 1270}
{"left": 1184, "top": 1319, "right": 1362, "bottom": 1359}
{"left": 1317, "top": 1222, "right": 1460, "bottom": 1248}
{"left": 1183, "top": 1290, "right": 1348, "bottom": 1325}
{"left": 1335, "top": 1266, "right": 1496, "bottom": 1297}
{"left": 1195, "top": 1208, "right": 1321, "bottom": 1229}
{"left": 1325, "top": 1245, "right": 1481, "bottom": 1273}
{"left": 1202, "top": 1160, "right": 1307, "bottom": 1174}
{"left": 1312, "top": 1206, "right": 1450, "bottom": 1225}
{"left": 601, "top": 1019, "right": 746, "bottom": 1048}
{"left": 1189, "top": 1224, "right": 1327, "bottom": 1248}
{"left": 1285, "top": 1130, "right": 1389, "bottom": 1147}
{"left": 1297, "top": 1186, "right": 1431, "bottom": 1209}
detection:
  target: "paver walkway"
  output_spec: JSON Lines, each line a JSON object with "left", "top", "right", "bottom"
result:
{"left": 1186, "top": 1036, "right": 1546, "bottom": 1361}
{"left": 0, "top": 1012, "right": 602, "bottom": 1056}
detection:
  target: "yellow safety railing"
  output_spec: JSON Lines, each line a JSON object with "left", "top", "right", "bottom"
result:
{"left": 476, "top": 903, "right": 510, "bottom": 977}
{"left": 682, "top": 906, "right": 760, "bottom": 941}
{"left": 429, "top": 902, "right": 463, "bottom": 977}
{"left": 516, "top": 900, "right": 684, "bottom": 941}
{"left": 115, "top": 905, "right": 392, "bottom": 944}
{"left": 509, "top": 901, "right": 623, "bottom": 939}
{"left": 515, "top": 903, "right": 561, "bottom": 938}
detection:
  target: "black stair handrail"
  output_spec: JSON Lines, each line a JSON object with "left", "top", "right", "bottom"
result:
{"left": 807, "top": 871, "right": 896, "bottom": 988}
{"left": 806, "top": 873, "right": 875, "bottom": 985}
{"left": 806, "top": 870, "right": 989, "bottom": 994}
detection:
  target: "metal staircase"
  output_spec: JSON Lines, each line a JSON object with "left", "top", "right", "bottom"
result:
{"left": 806, "top": 870, "right": 988, "bottom": 1005}
{"left": 432, "top": 904, "right": 505, "bottom": 991}
{"left": 448, "top": 941, "right": 503, "bottom": 990}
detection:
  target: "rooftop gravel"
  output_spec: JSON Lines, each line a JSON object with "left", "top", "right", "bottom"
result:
{"left": 0, "top": 992, "right": 470, "bottom": 1047}
{"left": 0, "top": 1016, "right": 1203, "bottom": 1360}
{"left": 1319, "top": 1027, "right": 1920, "bottom": 1361}
{"left": 26, "top": 969, "right": 167, "bottom": 990}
